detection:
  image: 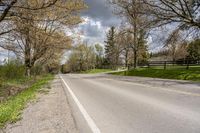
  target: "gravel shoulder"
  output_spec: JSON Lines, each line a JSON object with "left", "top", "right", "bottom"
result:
{"left": 2, "top": 76, "right": 78, "bottom": 133}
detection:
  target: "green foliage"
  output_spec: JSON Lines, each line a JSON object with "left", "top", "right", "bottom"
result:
{"left": 31, "top": 65, "right": 45, "bottom": 76}
{"left": 138, "top": 41, "right": 149, "bottom": 65}
{"left": 82, "top": 69, "right": 112, "bottom": 74}
{"left": 0, "top": 60, "right": 25, "bottom": 80}
{"left": 60, "top": 64, "right": 69, "bottom": 74}
{"left": 66, "top": 43, "right": 96, "bottom": 72}
{"left": 105, "top": 26, "right": 117, "bottom": 67}
{"left": 188, "top": 39, "right": 200, "bottom": 60}
{"left": 95, "top": 44, "right": 104, "bottom": 68}
{"left": 95, "top": 44, "right": 104, "bottom": 56}
{"left": 0, "top": 75, "right": 53, "bottom": 128}
{"left": 112, "top": 67, "right": 200, "bottom": 81}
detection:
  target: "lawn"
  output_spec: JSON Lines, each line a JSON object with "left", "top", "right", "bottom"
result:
{"left": 0, "top": 75, "right": 54, "bottom": 128}
{"left": 81, "top": 69, "right": 113, "bottom": 74}
{"left": 111, "top": 67, "right": 200, "bottom": 81}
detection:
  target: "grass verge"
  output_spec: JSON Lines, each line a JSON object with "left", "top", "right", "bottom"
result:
{"left": 81, "top": 69, "right": 113, "bottom": 74}
{"left": 0, "top": 75, "right": 54, "bottom": 128}
{"left": 111, "top": 67, "right": 200, "bottom": 81}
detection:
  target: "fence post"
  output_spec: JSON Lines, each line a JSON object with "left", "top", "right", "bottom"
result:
{"left": 164, "top": 61, "right": 166, "bottom": 70}
{"left": 128, "top": 64, "right": 130, "bottom": 70}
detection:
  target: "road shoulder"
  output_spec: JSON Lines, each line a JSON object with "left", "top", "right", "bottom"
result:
{"left": 2, "top": 76, "right": 78, "bottom": 133}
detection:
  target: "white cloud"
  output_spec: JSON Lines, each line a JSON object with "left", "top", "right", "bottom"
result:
{"left": 73, "top": 16, "right": 108, "bottom": 46}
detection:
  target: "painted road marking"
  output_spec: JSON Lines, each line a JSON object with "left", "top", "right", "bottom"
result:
{"left": 60, "top": 75, "right": 101, "bottom": 133}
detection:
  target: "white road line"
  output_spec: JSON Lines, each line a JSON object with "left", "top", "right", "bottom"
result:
{"left": 60, "top": 75, "right": 101, "bottom": 133}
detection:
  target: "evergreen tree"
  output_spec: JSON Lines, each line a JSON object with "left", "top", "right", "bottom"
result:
{"left": 104, "top": 26, "right": 117, "bottom": 68}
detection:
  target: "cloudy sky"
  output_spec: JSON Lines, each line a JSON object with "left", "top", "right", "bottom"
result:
{"left": 77, "top": 0, "right": 121, "bottom": 45}
{"left": 1, "top": 0, "right": 120, "bottom": 63}
{"left": 76, "top": 0, "right": 164, "bottom": 51}
{"left": 0, "top": 0, "right": 164, "bottom": 63}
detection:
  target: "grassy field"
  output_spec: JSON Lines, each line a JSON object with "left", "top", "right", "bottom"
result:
{"left": 111, "top": 67, "right": 200, "bottom": 81}
{"left": 0, "top": 75, "right": 54, "bottom": 128}
{"left": 81, "top": 69, "right": 113, "bottom": 74}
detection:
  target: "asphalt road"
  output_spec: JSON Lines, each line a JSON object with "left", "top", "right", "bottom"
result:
{"left": 60, "top": 74, "right": 200, "bottom": 133}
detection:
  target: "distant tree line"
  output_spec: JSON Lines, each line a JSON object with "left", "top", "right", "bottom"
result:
{"left": 62, "top": 43, "right": 102, "bottom": 72}
{"left": 63, "top": 29, "right": 200, "bottom": 73}
{"left": 151, "top": 39, "right": 200, "bottom": 61}
{"left": 63, "top": 26, "right": 149, "bottom": 72}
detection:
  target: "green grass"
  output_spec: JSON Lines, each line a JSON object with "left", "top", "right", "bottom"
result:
{"left": 0, "top": 76, "right": 39, "bottom": 99}
{"left": 150, "top": 65, "right": 200, "bottom": 69}
{"left": 82, "top": 69, "right": 113, "bottom": 74}
{"left": 111, "top": 67, "right": 200, "bottom": 81}
{"left": 0, "top": 75, "right": 54, "bottom": 128}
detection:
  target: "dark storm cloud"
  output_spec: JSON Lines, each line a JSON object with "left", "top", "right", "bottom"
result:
{"left": 76, "top": 0, "right": 121, "bottom": 45}
{"left": 79, "top": 0, "right": 165, "bottom": 50}
{"left": 82, "top": 0, "right": 120, "bottom": 27}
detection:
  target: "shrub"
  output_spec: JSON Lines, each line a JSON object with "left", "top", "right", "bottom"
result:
{"left": 0, "top": 60, "right": 25, "bottom": 80}
{"left": 31, "top": 65, "right": 45, "bottom": 76}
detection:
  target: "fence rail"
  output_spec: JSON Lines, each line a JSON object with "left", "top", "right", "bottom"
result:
{"left": 142, "top": 59, "right": 200, "bottom": 70}
{"left": 100, "top": 60, "right": 200, "bottom": 70}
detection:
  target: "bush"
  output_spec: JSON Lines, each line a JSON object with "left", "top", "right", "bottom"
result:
{"left": 31, "top": 65, "right": 45, "bottom": 76}
{"left": 0, "top": 60, "right": 25, "bottom": 80}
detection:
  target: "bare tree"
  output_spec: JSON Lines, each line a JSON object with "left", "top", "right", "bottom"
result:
{"left": 142, "top": 0, "right": 200, "bottom": 41}
{"left": 165, "top": 29, "right": 189, "bottom": 62}
{"left": 143, "top": 0, "right": 200, "bottom": 29}
{"left": 0, "top": 0, "right": 63, "bottom": 35}
{"left": 117, "top": 29, "right": 133, "bottom": 67}
{"left": 0, "top": 0, "right": 18, "bottom": 23}
{"left": 66, "top": 43, "right": 96, "bottom": 72}
{"left": 117, "top": 27, "right": 149, "bottom": 68}
{"left": 110, "top": 0, "right": 151, "bottom": 68}
{"left": 0, "top": 0, "right": 86, "bottom": 76}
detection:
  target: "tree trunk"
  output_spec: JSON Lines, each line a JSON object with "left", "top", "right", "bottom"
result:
{"left": 125, "top": 49, "right": 129, "bottom": 68}
{"left": 24, "top": 27, "right": 32, "bottom": 77}
{"left": 25, "top": 52, "right": 32, "bottom": 77}
{"left": 133, "top": 13, "right": 138, "bottom": 69}
{"left": 115, "top": 52, "right": 119, "bottom": 70}
{"left": 134, "top": 49, "right": 137, "bottom": 69}
{"left": 25, "top": 67, "right": 31, "bottom": 77}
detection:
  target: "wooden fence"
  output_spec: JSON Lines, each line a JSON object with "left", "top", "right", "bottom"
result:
{"left": 143, "top": 60, "right": 200, "bottom": 70}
